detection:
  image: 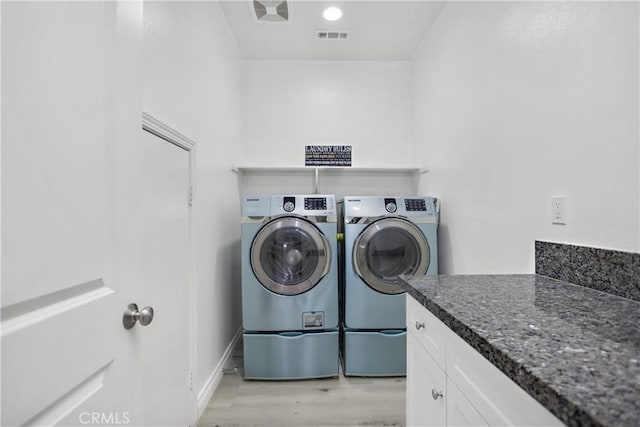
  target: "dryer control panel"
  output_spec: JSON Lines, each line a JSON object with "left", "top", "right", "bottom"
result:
{"left": 344, "top": 196, "right": 439, "bottom": 220}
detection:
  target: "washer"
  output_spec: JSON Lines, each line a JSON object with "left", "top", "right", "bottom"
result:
{"left": 241, "top": 195, "right": 339, "bottom": 379}
{"left": 340, "top": 196, "right": 439, "bottom": 376}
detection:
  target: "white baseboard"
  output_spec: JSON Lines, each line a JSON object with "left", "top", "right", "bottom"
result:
{"left": 196, "top": 327, "right": 242, "bottom": 418}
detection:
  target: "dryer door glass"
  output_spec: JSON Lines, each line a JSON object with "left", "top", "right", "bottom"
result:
{"left": 251, "top": 217, "right": 331, "bottom": 295}
{"left": 353, "top": 217, "right": 430, "bottom": 295}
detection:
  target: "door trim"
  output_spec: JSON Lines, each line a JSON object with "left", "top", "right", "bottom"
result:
{"left": 141, "top": 112, "right": 197, "bottom": 422}
{"left": 142, "top": 112, "right": 195, "bottom": 151}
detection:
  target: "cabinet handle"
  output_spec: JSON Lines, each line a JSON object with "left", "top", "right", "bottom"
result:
{"left": 415, "top": 321, "right": 425, "bottom": 330}
{"left": 431, "top": 389, "right": 443, "bottom": 400}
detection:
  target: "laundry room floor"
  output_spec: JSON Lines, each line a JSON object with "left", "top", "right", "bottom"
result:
{"left": 197, "top": 347, "right": 405, "bottom": 427}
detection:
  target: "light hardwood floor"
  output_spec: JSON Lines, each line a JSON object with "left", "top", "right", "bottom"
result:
{"left": 198, "top": 351, "right": 406, "bottom": 427}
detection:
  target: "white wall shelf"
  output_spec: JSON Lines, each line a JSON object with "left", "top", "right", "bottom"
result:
{"left": 232, "top": 166, "right": 429, "bottom": 197}
{"left": 232, "top": 166, "right": 429, "bottom": 174}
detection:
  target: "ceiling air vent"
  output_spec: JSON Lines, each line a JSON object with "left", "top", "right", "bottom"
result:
{"left": 253, "top": 0, "right": 289, "bottom": 23}
{"left": 317, "top": 31, "right": 349, "bottom": 40}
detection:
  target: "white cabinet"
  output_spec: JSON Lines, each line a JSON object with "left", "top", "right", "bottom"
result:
{"left": 406, "top": 295, "right": 563, "bottom": 427}
{"left": 406, "top": 332, "right": 446, "bottom": 427}
{"left": 446, "top": 380, "right": 489, "bottom": 427}
{"left": 406, "top": 295, "right": 446, "bottom": 369}
{"left": 447, "top": 331, "right": 563, "bottom": 426}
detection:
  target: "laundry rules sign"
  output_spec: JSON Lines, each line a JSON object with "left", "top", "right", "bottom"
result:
{"left": 305, "top": 145, "right": 352, "bottom": 166}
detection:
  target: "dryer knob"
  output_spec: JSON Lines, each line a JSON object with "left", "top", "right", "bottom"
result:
{"left": 283, "top": 201, "right": 295, "bottom": 212}
{"left": 385, "top": 202, "right": 397, "bottom": 213}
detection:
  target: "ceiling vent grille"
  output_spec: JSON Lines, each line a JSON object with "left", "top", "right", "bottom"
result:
{"left": 317, "top": 31, "right": 349, "bottom": 40}
{"left": 253, "top": 0, "right": 289, "bottom": 23}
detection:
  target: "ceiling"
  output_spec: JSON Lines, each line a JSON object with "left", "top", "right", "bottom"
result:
{"left": 219, "top": 1, "right": 447, "bottom": 61}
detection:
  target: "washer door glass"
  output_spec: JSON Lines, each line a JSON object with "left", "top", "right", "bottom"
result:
{"left": 353, "top": 217, "right": 430, "bottom": 295}
{"left": 251, "top": 216, "right": 331, "bottom": 296}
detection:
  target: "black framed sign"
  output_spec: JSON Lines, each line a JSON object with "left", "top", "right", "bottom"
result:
{"left": 305, "top": 145, "right": 352, "bottom": 166}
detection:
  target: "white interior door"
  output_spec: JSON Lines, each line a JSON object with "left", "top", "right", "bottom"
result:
{"left": 2, "top": 2, "right": 194, "bottom": 426}
{"left": 1, "top": 2, "right": 122, "bottom": 425}
{"left": 120, "top": 121, "right": 193, "bottom": 426}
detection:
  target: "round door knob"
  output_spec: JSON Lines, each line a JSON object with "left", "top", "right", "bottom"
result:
{"left": 123, "top": 303, "right": 154, "bottom": 329}
{"left": 415, "top": 321, "right": 425, "bottom": 330}
{"left": 432, "top": 389, "right": 443, "bottom": 400}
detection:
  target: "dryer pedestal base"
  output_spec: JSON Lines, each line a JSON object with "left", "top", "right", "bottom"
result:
{"left": 341, "top": 329, "right": 407, "bottom": 377}
{"left": 243, "top": 330, "right": 339, "bottom": 380}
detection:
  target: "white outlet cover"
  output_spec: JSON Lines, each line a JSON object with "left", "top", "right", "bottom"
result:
{"left": 551, "top": 196, "right": 567, "bottom": 225}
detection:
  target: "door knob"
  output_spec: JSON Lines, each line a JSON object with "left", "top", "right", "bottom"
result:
{"left": 432, "top": 389, "right": 443, "bottom": 400}
{"left": 123, "top": 303, "right": 154, "bottom": 329}
{"left": 415, "top": 321, "right": 425, "bottom": 330}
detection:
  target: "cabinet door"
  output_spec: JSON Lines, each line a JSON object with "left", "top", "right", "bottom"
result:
{"left": 406, "top": 332, "right": 446, "bottom": 427}
{"left": 447, "top": 330, "right": 563, "bottom": 426}
{"left": 407, "top": 295, "right": 446, "bottom": 369}
{"left": 447, "top": 379, "right": 488, "bottom": 427}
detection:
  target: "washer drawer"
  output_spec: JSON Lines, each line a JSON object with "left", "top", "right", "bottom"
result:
{"left": 343, "top": 330, "right": 406, "bottom": 377}
{"left": 243, "top": 330, "right": 339, "bottom": 380}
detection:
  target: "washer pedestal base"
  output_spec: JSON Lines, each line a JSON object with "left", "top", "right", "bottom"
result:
{"left": 243, "top": 330, "right": 339, "bottom": 380}
{"left": 341, "top": 329, "right": 407, "bottom": 377}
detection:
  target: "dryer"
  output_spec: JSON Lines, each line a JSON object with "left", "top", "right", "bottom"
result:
{"left": 340, "top": 196, "right": 439, "bottom": 376}
{"left": 241, "top": 195, "right": 339, "bottom": 379}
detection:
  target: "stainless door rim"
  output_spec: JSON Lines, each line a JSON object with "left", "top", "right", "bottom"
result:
{"left": 352, "top": 217, "right": 430, "bottom": 295}
{"left": 251, "top": 216, "right": 332, "bottom": 296}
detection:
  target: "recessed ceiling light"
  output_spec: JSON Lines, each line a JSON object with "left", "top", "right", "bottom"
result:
{"left": 323, "top": 6, "right": 342, "bottom": 22}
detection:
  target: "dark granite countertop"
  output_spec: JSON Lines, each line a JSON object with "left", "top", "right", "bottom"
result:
{"left": 399, "top": 274, "right": 640, "bottom": 427}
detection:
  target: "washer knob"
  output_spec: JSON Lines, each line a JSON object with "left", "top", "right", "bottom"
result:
{"left": 283, "top": 201, "right": 295, "bottom": 212}
{"left": 385, "top": 202, "right": 397, "bottom": 213}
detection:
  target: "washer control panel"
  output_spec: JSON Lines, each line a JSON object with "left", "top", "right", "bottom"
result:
{"left": 272, "top": 195, "right": 336, "bottom": 216}
{"left": 304, "top": 197, "right": 327, "bottom": 211}
{"left": 242, "top": 195, "right": 337, "bottom": 217}
{"left": 405, "top": 198, "right": 427, "bottom": 212}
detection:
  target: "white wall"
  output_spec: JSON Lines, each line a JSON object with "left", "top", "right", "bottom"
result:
{"left": 142, "top": 0, "right": 243, "bottom": 411}
{"left": 242, "top": 60, "right": 411, "bottom": 168}
{"left": 411, "top": 1, "right": 639, "bottom": 274}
